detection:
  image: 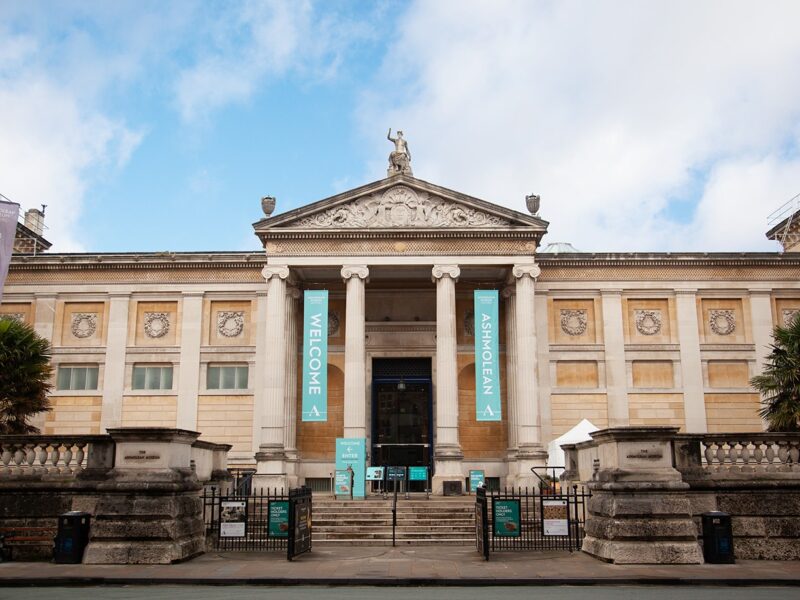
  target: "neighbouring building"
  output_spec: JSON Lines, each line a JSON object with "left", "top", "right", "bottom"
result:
{"left": 2, "top": 149, "right": 800, "bottom": 493}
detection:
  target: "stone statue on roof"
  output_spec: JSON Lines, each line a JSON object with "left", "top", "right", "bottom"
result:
{"left": 387, "top": 128, "right": 412, "bottom": 176}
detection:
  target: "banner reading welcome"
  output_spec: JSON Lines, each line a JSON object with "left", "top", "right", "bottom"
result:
{"left": 474, "top": 290, "right": 501, "bottom": 421}
{"left": 301, "top": 290, "right": 328, "bottom": 421}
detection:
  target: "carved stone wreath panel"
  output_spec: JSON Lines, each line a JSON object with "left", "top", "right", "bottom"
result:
{"left": 560, "top": 309, "right": 588, "bottom": 337}
{"left": 783, "top": 308, "right": 800, "bottom": 327}
{"left": 71, "top": 313, "right": 97, "bottom": 338}
{"left": 634, "top": 309, "right": 662, "bottom": 336}
{"left": 217, "top": 311, "right": 245, "bottom": 338}
{"left": 294, "top": 186, "right": 511, "bottom": 229}
{"left": 1, "top": 313, "right": 25, "bottom": 323}
{"left": 709, "top": 309, "right": 736, "bottom": 336}
{"left": 143, "top": 312, "right": 170, "bottom": 338}
{"left": 328, "top": 311, "right": 340, "bottom": 337}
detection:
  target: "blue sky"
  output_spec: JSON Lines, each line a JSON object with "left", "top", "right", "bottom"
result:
{"left": 2, "top": 1, "right": 800, "bottom": 253}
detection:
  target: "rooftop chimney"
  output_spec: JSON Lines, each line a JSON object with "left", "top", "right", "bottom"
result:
{"left": 24, "top": 208, "right": 44, "bottom": 236}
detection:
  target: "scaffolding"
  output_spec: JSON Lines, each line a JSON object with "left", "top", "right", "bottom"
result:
{"left": 766, "top": 192, "right": 800, "bottom": 252}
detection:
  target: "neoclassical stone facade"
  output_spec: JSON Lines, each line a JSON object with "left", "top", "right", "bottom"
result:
{"left": 3, "top": 173, "right": 800, "bottom": 492}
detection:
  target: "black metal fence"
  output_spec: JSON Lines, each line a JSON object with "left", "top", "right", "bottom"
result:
{"left": 202, "top": 486, "right": 288, "bottom": 552}
{"left": 475, "top": 484, "right": 590, "bottom": 558}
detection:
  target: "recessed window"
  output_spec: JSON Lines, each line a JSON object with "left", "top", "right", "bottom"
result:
{"left": 56, "top": 366, "right": 99, "bottom": 391}
{"left": 132, "top": 365, "right": 173, "bottom": 390}
{"left": 207, "top": 365, "right": 249, "bottom": 390}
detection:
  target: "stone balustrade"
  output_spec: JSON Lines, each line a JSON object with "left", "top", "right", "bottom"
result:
{"left": 0, "top": 435, "right": 114, "bottom": 477}
{"left": 693, "top": 434, "right": 799, "bottom": 473}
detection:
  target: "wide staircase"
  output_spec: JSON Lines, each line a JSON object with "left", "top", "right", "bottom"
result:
{"left": 313, "top": 495, "right": 475, "bottom": 546}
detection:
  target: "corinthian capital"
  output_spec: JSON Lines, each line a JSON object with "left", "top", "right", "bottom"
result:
{"left": 512, "top": 264, "right": 541, "bottom": 280}
{"left": 431, "top": 264, "right": 460, "bottom": 282}
{"left": 341, "top": 265, "right": 369, "bottom": 281}
{"left": 261, "top": 265, "right": 290, "bottom": 281}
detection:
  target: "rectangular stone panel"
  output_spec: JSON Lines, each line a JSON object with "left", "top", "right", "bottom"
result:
{"left": 555, "top": 361, "right": 599, "bottom": 388}
{"left": 623, "top": 298, "right": 674, "bottom": 344}
{"left": 205, "top": 300, "right": 254, "bottom": 346}
{"left": 550, "top": 393, "right": 608, "bottom": 437}
{"left": 44, "top": 395, "right": 102, "bottom": 434}
{"left": 132, "top": 301, "right": 179, "bottom": 346}
{"left": 699, "top": 298, "right": 748, "bottom": 343}
{"left": 632, "top": 361, "right": 674, "bottom": 388}
{"left": 549, "top": 298, "right": 601, "bottom": 344}
{"left": 0, "top": 301, "right": 33, "bottom": 324}
{"left": 707, "top": 360, "right": 750, "bottom": 388}
{"left": 57, "top": 301, "right": 107, "bottom": 347}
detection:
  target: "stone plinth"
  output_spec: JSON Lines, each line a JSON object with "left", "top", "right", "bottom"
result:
{"left": 82, "top": 428, "right": 205, "bottom": 565}
{"left": 581, "top": 427, "right": 703, "bottom": 564}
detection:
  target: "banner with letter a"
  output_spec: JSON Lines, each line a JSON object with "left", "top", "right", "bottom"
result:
{"left": 301, "top": 290, "right": 328, "bottom": 421}
{"left": 474, "top": 290, "right": 501, "bottom": 421}
{"left": 0, "top": 200, "right": 20, "bottom": 305}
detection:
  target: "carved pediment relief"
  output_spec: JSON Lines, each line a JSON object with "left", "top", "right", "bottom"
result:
{"left": 290, "top": 185, "right": 511, "bottom": 229}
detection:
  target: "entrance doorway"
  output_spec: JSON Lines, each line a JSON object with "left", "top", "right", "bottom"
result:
{"left": 371, "top": 358, "right": 432, "bottom": 492}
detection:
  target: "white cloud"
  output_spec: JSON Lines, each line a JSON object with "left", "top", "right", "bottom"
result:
{"left": 358, "top": 0, "right": 800, "bottom": 251}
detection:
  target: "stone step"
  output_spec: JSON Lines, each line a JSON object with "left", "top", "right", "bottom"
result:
{"left": 313, "top": 538, "right": 474, "bottom": 546}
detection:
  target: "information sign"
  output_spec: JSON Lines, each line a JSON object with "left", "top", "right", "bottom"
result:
{"left": 220, "top": 500, "right": 247, "bottom": 538}
{"left": 293, "top": 500, "right": 311, "bottom": 556}
{"left": 469, "top": 469, "right": 485, "bottom": 492}
{"left": 493, "top": 499, "right": 521, "bottom": 537}
{"left": 386, "top": 466, "right": 406, "bottom": 481}
{"left": 335, "top": 438, "right": 366, "bottom": 499}
{"left": 542, "top": 498, "right": 570, "bottom": 536}
{"left": 365, "top": 466, "right": 385, "bottom": 481}
{"left": 268, "top": 500, "right": 289, "bottom": 538}
{"left": 334, "top": 469, "right": 352, "bottom": 496}
{"left": 408, "top": 466, "right": 428, "bottom": 482}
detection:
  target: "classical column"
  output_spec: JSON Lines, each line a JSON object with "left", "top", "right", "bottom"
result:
{"left": 251, "top": 290, "right": 268, "bottom": 456}
{"left": 176, "top": 292, "right": 203, "bottom": 430}
{"left": 534, "top": 292, "right": 553, "bottom": 455}
{"left": 749, "top": 289, "right": 774, "bottom": 431}
{"left": 502, "top": 285, "right": 519, "bottom": 484}
{"left": 601, "top": 290, "right": 629, "bottom": 427}
{"left": 431, "top": 264, "right": 463, "bottom": 493}
{"left": 512, "top": 264, "right": 547, "bottom": 488}
{"left": 254, "top": 265, "right": 290, "bottom": 490}
{"left": 283, "top": 285, "right": 301, "bottom": 487}
{"left": 676, "top": 289, "right": 707, "bottom": 432}
{"left": 341, "top": 265, "right": 369, "bottom": 439}
{"left": 100, "top": 294, "right": 130, "bottom": 431}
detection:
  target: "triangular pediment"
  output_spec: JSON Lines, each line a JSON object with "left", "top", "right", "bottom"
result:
{"left": 253, "top": 175, "right": 548, "bottom": 234}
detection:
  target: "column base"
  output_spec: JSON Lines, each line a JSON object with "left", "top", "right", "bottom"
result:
{"left": 511, "top": 445, "right": 550, "bottom": 491}
{"left": 254, "top": 447, "right": 288, "bottom": 492}
{"left": 432, "top": 446, "right": 464, "bottom": 495}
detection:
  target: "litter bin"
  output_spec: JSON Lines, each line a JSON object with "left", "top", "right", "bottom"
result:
{"left": 701, "top": 511, "right": 734, "bottom": 564}
{"left": 54, "top": 511, "right": 91, "bottom": 564}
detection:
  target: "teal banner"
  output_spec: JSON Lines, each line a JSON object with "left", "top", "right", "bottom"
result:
{"left": 267, "top": 500, "right": 289, "bottom": 538}
{"left": 469, "top": 469, "right": 485, "bottom": 492}
{"left": 302, "top": 290, "right": 328, "bottom": 421}
{"left": 474, "top": 290, "right": 501, "bottom": 421}
{"left": 336, "top": 438, "right": 366, "bottom": 499}
{"left": 493, "top": 499, "right": 521, "bottom": 537}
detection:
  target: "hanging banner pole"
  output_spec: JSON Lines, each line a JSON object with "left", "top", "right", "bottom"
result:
{"left": 474, "top": 290, "right": 501, "bottom": 421}
{"left": 301, "top": 290, "right": 328, "bottom": 421}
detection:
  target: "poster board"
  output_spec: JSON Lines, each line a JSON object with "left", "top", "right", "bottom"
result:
{"left": 220, "top": 500, "right": 247, "bottom": 538}
{"left": 542, "top": 498, "right": 569, "bottom": 536}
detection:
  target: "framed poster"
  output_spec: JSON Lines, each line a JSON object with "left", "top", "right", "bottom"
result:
{"left": 386, "top": 466, "right": 406, "bottom": 481}
{"left": 268, "top": 500, "right": 289, "bottom": 538}
{"left": 492, "top": 498, "right": 521, "bottom": 537}
{"left": 220, "top": 500, "right": 247, "bottom": 538}
{"left": 334, "top": 469, "right": 352, "bottom": 496}
{"left": 408, "top": 466, "right": 428, "bottom": 482}
{"left": 366, "top": 466, "right": 385, "bottom": 481}
{"left": 469, "top": 469, "right": 485, "bottom": 492}
{"left": 542, "top": 498, "right": 569, "bottom": 536}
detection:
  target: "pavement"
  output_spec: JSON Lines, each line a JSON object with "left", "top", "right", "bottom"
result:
{"left": 0, "top": 546, "right": 799, "bottom": 587}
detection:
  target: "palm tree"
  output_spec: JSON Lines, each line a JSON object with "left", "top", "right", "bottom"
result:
{"left": 751, "top": 312, "right": 800, "bottom": 432}
{"left": 0, "top": 317, "right": 53, "bottom": 434}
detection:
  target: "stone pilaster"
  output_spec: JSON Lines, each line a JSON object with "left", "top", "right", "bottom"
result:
{"left": 341, "top": 265, "right": 369, "bottom": 439}
{"left": 601, "top": 290, "right": 629, "bottom": 427}
{"left": 283, "top": 285, "right": 301, "bottom": 487}
{"left": 100, "top": 294, "right": 130, "bottom": 431}
{"left": 250, "top": 290, "right": 268, "bottom": 456}
{"left": 749, "top": 288, "right": 774, "bottom": 431}
{"left": 254, "top": 265, "right": 290, "bottom": 490}
{"left": 431, "top": 264, "right": 463, "bottom": 494}
{"left": 512, "top": 264, "right": 547, "bottom": 488}
{"left": 675, "top": 289, "right": 707, "bottom": 432}
{"left": 32, "top": 293, "right": 57, "bottom": 343}
{"left": 176, "top": 292, "right": 203, "bottom": 430}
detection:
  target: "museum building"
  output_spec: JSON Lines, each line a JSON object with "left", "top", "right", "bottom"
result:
{"left": 3, "top": 150, "right": 800, "bottom": 492}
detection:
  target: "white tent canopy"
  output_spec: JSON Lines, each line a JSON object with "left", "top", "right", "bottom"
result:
{"left": 547, "top": 419, "right": 599, "bottom": 468}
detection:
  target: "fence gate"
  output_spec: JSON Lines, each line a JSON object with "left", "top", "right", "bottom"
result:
{"left": 475, "top": 485, "right": 589, "bottom": 559}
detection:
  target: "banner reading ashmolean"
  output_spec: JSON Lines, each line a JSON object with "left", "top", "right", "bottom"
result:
{"left": 301, "top": 290, "right": 328, "bottom": 421}
{"left": 0, "top": 200, "right": 20, "bottom": 305}
{"left": 474, "top": 290, "right": 501, "bottom": 421}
